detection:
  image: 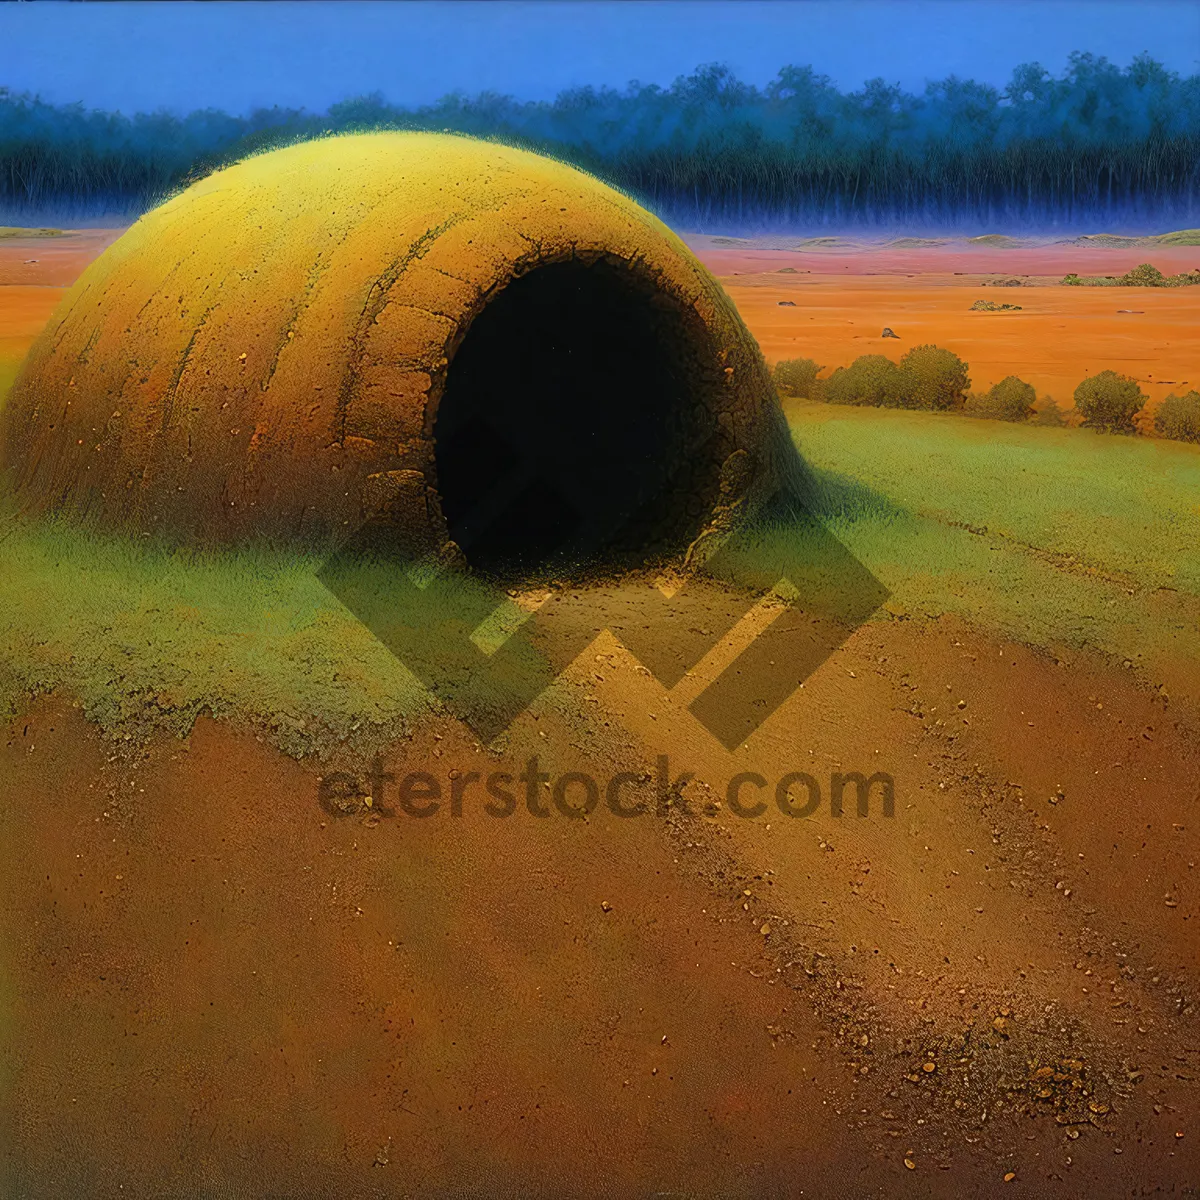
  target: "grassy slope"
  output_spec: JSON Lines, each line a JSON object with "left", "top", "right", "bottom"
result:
{"left": 787, "top": 401, "right": 1200, "bottom": 679}
{"left": 0, "top": 359, "right": 18, "bottom": 405}
{"left": 0, "top": 404, "right": 1197, "bottom": 750}
{"left": 0, "top": 521, "right": 434, "bottom": 754}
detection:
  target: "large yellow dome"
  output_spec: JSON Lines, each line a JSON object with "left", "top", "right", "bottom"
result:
{"left": 0, "top": 132, "right": 788, "bottom": 566}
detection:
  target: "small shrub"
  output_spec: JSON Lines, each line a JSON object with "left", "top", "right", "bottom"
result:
{"left": 1121, "top": 262, "right": 1166, "bottom": 286}
{"left": 1032, "top": 396, "right": 1067, "bottom": 426}
{"left": 970, "top": 299, "right": 1022, "bottom": 311}
{"left": 1073, "top": 370, "right": 1146, "bottom": 433}
{"left": 898, "top": 344, "right": 971, "bottom": 411}
{"left": 1059, "top": 262, "right": 1200, "bottom": 287}
{"left": 772, "top": 357, "right": 823, "bottom": 399}
{"left": 822, "top": 355, "right": 909, "bottom": 407}
{"left": 965, "top": 375, "right": 1036, "bottom": 422}
{"left": 1155, "top": 390, "right": 1200, "bottom": 443}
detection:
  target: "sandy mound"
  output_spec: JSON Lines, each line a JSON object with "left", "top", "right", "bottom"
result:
{"left": 1, "top": 134, "right": 788, "bottom": 562}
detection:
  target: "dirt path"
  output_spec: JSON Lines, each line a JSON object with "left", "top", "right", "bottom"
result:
{"left": 3, "top": 604, "right": 1197, "bottom": 1196}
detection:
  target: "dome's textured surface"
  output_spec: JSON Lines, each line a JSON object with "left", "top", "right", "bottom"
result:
{"left": 0, "top": 133, "right": 787, "bottom": 559}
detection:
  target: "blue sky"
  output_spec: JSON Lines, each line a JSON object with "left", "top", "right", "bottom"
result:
{"left": 3, "top": 1, "right": 1197, "bottom": 116}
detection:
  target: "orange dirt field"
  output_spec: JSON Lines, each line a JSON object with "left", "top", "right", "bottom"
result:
{"left": 686, "top": 240, "right": 1200, "bottom": 411}
{"left": 4, "top": 230, "right": 1196, "bottom": 415}
{"left": 2, "top": 227, "right": 1199, "bottom": 1196}
{"left": 0, "top": 231, "right": 122, "bottom": 379}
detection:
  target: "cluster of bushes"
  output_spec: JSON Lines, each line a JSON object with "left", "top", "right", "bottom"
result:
{"left": 2, "top": 52, "right": 1199, "bottom": 227}
{"left": 773, "top": 346, "right": 970, "bottom": 410}
{"left": 819, "top": 346, "right": 973, "bottom": 411}
{"left": 1059, "top": 375, "right": 1197, "bottom": 441}
{"left": 1061, "top": 262, "right": 1200, "bottom": 286}
{"left": 773, "top": 353, "right": 1200, "bottom": 445}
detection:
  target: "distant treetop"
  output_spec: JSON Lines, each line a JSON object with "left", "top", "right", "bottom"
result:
{"left": 2, "top": 52, "right": 1197, "bottom": 227}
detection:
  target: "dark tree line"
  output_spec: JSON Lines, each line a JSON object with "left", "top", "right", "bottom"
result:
{"left": 2, "top": 53, "right": 1198, "bottom": 229}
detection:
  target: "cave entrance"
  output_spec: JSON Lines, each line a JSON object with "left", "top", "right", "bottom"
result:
{"left": 433, "top": 258, "right": 722, "bottom": 578}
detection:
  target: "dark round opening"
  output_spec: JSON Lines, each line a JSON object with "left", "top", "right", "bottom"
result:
{"left": 433, "top": 258, "right": 724, "bottom": 578}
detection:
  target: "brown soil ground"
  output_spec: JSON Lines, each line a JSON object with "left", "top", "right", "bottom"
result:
{"left": 2, "top": 229, "right": 1199, "bottom": 1196}
{"left": 3, "top": 605, "right": 1198, "bottom": 1196}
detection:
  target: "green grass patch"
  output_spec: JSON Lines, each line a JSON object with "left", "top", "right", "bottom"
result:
{"left": 0, "top": 227, "right": 64, "bottom": 239}
{"left": 1154, "top": 228, "right": 1200, "bottom": 246}
{"left": 1072, "top": 229, "right": 1200, "bottom": 247}
{"left": 0, "top": 515, "right": 440, "bottom": 755}
{"left": 1, "top": 403, "right": 1198, "bottom": 745}
{"left": 786, "top": 402, "right": 1200, "bottom": 672}
{"left": 0, "top": 357, "right": 19, "bottom": 406}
